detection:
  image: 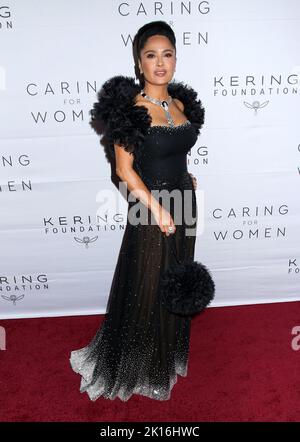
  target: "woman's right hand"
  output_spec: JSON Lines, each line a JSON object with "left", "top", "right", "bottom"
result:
{"left": 152, "top": 206, "right": 176, "bottom": 236}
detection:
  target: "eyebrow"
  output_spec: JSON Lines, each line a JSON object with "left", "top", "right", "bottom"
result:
{"left": 143, "top": 49, "right": 174, "bottom": 54}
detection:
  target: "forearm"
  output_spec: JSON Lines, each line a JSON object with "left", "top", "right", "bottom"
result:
{"left": 117, "top": 168, "right": 161, "bottom": 214}
{"left": 188, "top": 171, "right": 197, "bottom": 190}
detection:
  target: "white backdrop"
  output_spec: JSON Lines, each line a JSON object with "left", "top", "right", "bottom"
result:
{"left": 0, "top": 0, "right": 299, "bottom": 319}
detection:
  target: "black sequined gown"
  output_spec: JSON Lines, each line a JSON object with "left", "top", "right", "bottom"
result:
{"left": 70, "top": 120, "right": 198, "bottom": 401}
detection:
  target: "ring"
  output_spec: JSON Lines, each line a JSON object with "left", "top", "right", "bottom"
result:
{"left": 168, "top": 226, "right": 173, "bottom": 232}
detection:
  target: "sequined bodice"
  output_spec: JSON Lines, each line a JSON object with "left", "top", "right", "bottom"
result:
{"left": 133, "top": 120, "right": 198, "bottom": 188}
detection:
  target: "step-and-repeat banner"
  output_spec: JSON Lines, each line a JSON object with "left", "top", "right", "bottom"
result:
{"left": 0, "top": 1, "right": 299, "bottom": 319}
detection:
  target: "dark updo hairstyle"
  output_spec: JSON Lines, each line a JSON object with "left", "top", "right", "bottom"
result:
{"left": 132, "top": 21, "right": 176, "bottom": 88}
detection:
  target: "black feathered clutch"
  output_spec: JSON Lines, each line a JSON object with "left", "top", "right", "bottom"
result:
{"left": 159, "top": 234, "right": 215, "bottom": 317}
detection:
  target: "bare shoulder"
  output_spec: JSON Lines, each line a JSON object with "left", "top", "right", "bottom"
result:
{"left": 173, "top": 98, "right": 184, "bottom": 112}
{"left": 134, "top": 93, "right": 147, "bottom": 106}
{"left": 133, "top": 93, "right": 155, "bottom": 112}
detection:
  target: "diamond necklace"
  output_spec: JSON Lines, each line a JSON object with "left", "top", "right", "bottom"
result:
{"left": 139, "top": 89, "right": 175, "bottom": 127}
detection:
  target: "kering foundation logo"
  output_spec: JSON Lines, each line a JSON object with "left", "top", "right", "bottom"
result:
{"left": 213, "top": 73, "right": 299, "bottom": 100}
{"left": 0, "top": 274, "right": 49, "bottom": 306}
{"left": 43, "top": 212, "right": 127, "bottom": 243}
{"left": 212, "top": 203, "right": 289, "bottom": 241}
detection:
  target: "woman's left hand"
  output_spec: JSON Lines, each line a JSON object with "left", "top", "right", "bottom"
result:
{"left": 189, "top": 172, "right": 197, "bottom": 190}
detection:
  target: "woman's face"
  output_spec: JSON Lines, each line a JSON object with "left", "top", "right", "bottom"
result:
{"left": 138, "top": 34, "right": 176, "bottom": 85}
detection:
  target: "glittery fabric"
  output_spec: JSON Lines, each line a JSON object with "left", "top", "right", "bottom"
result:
{"left": 70, "top": 120, "right": 199, "bottom": 401}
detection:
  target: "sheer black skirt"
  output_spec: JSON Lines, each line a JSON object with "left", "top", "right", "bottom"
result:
{"left": 69, "top": 171, "right": 197, "bottom": 401}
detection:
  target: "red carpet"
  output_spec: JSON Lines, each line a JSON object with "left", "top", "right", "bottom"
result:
{"left": 0, "top": 301, "right": 299, "bottom": 422}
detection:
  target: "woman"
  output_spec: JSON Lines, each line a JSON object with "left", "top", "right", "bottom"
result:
{"left": 70, "top": 20, "right": 205, "bottom": 401}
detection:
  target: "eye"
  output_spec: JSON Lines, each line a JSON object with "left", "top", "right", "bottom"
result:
{"left": 146, "top": 52, "right": 173, "bottom": 58}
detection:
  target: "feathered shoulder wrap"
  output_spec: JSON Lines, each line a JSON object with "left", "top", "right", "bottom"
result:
{"left": 90, "top": 75, "right": 205, "bottom": 158}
